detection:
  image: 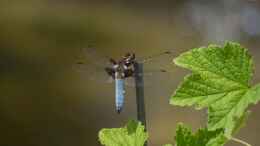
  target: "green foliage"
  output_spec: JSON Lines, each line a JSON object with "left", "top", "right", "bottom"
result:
{"left": 174, "top": 124, "right": 226, "bottom": 146}
{"left": 98, "top": 120, "right": 148, "bottom": 146}
{"left": 171, "top": 42, "right": 260, "bottom": 138}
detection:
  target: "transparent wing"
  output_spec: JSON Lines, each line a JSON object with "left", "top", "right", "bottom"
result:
{"left": 137, "top": 50, "right": 175, "bottom": 64}
{"left": 124, "top": 69, "right": 174, "bottom": 87}
{"left": 74, "top": 48, "right": 176, "bottom": 86}
{"left": 73, "top": 48, "right": 114, "bottom": 84}
{"left": 81, "top": 47, "right": 112, "bottom": 67}
{"left": 133, "top": 50, "right": 176, "bottom": 87}
{"left": 74, "top": 62, "right": 114, "bottom": 83}
{"left": 122, "top": 50, "right": 175, "bottom": 87}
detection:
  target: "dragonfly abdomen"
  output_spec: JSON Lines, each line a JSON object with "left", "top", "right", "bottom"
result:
{"left": 115, "top": 78, "right": 125, "bottom": 114}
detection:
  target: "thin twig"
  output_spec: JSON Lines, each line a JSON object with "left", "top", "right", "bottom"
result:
{"left": 231, "top": 137, "right": 252, "bottom": 146}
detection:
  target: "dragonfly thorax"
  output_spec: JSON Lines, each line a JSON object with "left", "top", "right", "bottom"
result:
{"left": 105, "top": 53, "right": 136, "bottom": 79}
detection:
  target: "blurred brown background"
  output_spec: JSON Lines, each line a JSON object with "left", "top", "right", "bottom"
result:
{"left": 1, "top": 0, "right": 260, "bottom": 146}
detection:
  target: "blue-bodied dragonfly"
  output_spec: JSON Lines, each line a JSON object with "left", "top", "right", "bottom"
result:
{"left": 75, "top": 48, "right": 173, "bottom": 113}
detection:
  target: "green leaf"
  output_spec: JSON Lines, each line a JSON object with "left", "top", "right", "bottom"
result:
{"left": 174, "top": 123, "right": 226, "bottom": 146}
{"left": 170, "top": 42, "right": 260, "bottom": 137}
{"left": 98, "top": 120, "right": 148, "bottom": 146}
{"left": 163, "top": 144, "right": 173, "bottom": 146}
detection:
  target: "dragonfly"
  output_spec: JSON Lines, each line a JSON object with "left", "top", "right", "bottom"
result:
{"left": 75, "top": 48, "right": 174, "bottom": 113}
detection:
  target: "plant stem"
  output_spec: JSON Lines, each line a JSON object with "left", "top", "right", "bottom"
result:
{"left": 134, "top": 62, "right": 147, "bottom": 146}
{"left": 231, "top": 137, "right": 251, "bottom": 146}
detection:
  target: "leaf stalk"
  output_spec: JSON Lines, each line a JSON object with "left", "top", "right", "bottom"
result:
{"left": 231, "top": 137, "right": 251, "bottom": 146}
